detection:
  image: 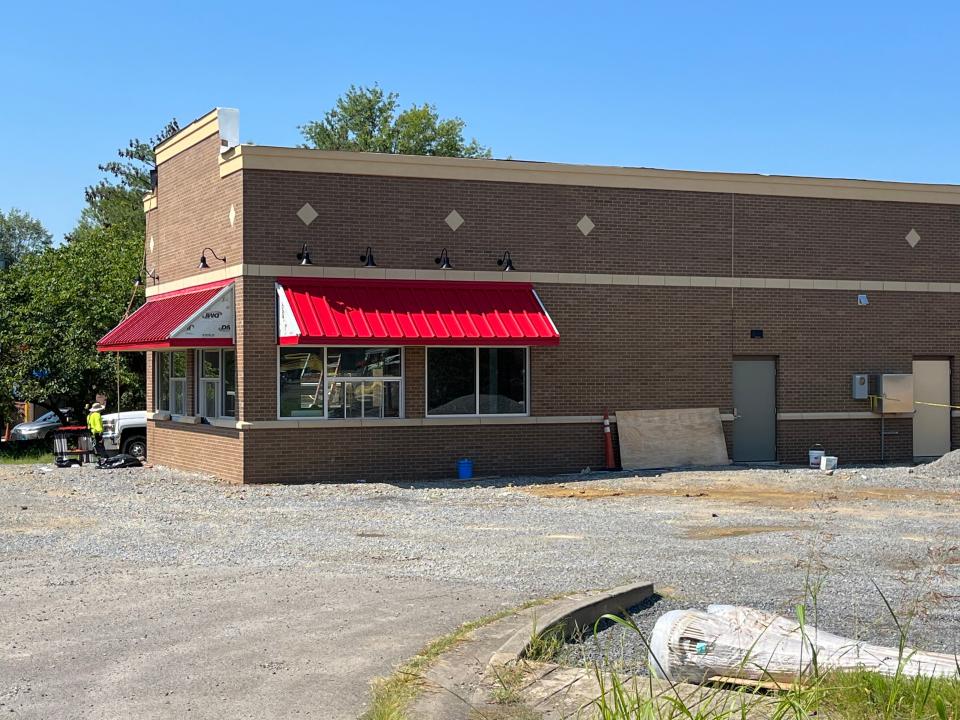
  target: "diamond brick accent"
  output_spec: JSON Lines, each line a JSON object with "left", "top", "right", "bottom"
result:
{"left": 906, "top": 228, "right": 920, "bottom": 248}
{"left": 297, "top": 203, "right": 318, "bottom": 226}
{"left": 229, "top": 204, "right": 236, "bottom": 227}
{"left": 445, "top": 210, "right": 464, "bottom": 232}
{"left": 577, "top": 215, "right": 595, "bottom": 236}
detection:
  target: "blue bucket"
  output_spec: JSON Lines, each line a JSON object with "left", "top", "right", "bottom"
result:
{"left": 457, "top": 458, "right": 473, "bottom": 480}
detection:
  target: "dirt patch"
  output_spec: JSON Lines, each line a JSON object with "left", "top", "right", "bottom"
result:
{"left": 523, "top": 480, "right": 958, "bottom": 509}
{"left": 683, "top": 524, "right": 809, "bottom": 540}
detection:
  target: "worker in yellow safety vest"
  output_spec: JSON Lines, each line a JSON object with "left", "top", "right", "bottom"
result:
{"left": 87, "top": 402, "right": 105, "bottom": 454}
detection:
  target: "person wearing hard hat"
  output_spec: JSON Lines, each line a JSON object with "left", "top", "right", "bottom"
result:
{"left": 87, "top": 402, "right": 105, "bottom": 455}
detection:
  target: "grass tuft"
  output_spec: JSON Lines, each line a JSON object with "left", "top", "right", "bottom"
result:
{"left": 361, "top": 597, "right": 553, "bottom": 720}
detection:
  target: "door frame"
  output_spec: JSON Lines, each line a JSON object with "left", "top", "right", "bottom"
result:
{"left": 731, "top": 355, "right": 778, "bottom": 463}
{"left": 912, "top": 356, "right": 952, "bottom": 460}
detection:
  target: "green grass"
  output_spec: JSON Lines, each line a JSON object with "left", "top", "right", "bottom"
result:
{"left": 586, "top": 578, "right": 960, "bottom": 720}
{"left": 0, "top": 449, "right": 54, "bottom": 464}
{"left": 525, "top": 618, "right": 567, "bottom": 662}
{"left": 361, "top": 597, "right": 553, "bottom": 720}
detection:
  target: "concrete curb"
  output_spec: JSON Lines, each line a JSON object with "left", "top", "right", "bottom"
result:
{"left": 489, "top": 580, "right": 655, "bottom": 668}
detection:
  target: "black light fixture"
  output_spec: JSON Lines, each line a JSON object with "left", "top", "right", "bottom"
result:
{"left": 296, "top": 243, "right": 313, "bottom": 266}
{"left": 497, "top": 250, "right": 515, "bottom": 272}
{"left": 360, "top": 246, "right": 377, "bottom": 267}
{"left": 134, "top": 267, "right": 159, "bottom": 287}
{"left": 434, "top": 248, "right": 453, "bottom": 270}
{"left": 198, "top": 247, "right": 227, "bottom": 269}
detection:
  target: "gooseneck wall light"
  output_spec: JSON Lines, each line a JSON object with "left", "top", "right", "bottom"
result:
{"left": 497, "top": 251, "right": 515, "bottom": 272}
{"left": 133, "top": 267, "right": 160, "bottom": 286}
{"left": 296, "top": 243, "right": 313, "bottom": 265}
{"left": 434, "top": 248, "right": 453, "bottom": 270}
{"left": 198, "top": 247, "right": 227, "bottom": 270}
{"left": 360, "top": 246, "right": 377, "bottom": 267}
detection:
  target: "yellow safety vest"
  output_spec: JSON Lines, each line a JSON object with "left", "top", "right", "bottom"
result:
{"left": 87, "top": 412, "right": 103, "bottom": 434}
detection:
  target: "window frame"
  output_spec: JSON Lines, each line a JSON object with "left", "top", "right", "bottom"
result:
{"left": 424, "top": 346, "right": 530, "bottom": 418}
{"left": 155, "top": 350, "right": 187, "bottom": 416}
{"left": 195, "top": 348, "right": 237, "bottom": 420}
{"left": 276, "top": 346, "right": 405, "bottom": 420}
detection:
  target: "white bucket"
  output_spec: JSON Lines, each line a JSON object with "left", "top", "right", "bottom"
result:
{"left": 820, "top": 455, "right": 838, "bottom": 471}
{"left": 808, "top": 446, "right": 825, "bottom": 469}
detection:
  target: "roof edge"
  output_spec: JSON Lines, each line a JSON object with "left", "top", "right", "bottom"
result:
{"left": 220, "top": 144, "right": 960, "bottom": 205}
{"left": 155, "top": 108, "right": 221, "bottom": 165}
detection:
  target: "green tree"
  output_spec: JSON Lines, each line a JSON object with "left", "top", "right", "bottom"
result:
{"left": 0, "top": 122, "right": 179, "bottom": 421}
{"left": 299, "top": 84, "right": 491, "bottom": 158}
{"left": 0, "top": 208, "right": 52, "bottom": 269}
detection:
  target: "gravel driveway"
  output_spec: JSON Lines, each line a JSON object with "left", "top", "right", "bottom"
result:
{"left": 1, "top": 461, "right": 958, "bottom": 718}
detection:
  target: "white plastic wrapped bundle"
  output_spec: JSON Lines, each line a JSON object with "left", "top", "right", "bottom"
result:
{"left": 649, "top": 605, "right": 959, "bottom": 684}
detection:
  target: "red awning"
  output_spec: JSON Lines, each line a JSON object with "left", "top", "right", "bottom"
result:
{"left": 277, "top": 278, "right": 559, "bottom": 346}
{"left": 97, "top": 280, "right": 235, "bottom": 352}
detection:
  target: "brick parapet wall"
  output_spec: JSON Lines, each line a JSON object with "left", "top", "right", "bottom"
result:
{"left": 152, "top": 135, "right": 241, "bottom": 283}
{"left": 240, "top": 169, "right": 960, "bottom": 283}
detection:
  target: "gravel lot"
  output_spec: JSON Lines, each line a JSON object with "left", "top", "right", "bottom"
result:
{"left": 1, "top": 460, "right": 958, "bottom": 718}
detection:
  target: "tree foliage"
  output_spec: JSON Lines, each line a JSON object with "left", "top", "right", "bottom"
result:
{"left": 299, "top": 84, "right": 491, "bottom": 158}
{"left": 0, "top": 121, "right": 179, "bottom": 420}
{"left": 0, "top": 208, "right": 52, "bottom": 269}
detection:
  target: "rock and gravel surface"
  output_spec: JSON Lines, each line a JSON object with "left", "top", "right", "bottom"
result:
{"left": 1, "top": 460, "right": 958, "bottom": 718}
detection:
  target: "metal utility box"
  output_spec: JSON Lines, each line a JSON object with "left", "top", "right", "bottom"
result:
{"left": 873, "top": 374, "right": 914, "bottom": 414}
{"left": 852, "top": 373, "right": 869, "bottom": 400}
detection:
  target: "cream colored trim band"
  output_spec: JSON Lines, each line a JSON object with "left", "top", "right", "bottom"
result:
{"left": 151, "top": 412, "right": 904, "bottom": 429}
{"left": 219, "top": 144, "right": 960, "bottom": 205}
{"left": 145, "top": 263, "right": 960, "bottom": 297}
{"left": 143, "top": 192, "right": 157, "bottom": 212}
{"left": 156, "top": 109, "right": 220, "bottom": 165}
{"left": 153, "top": 414, "right": 615, "bottom": 430}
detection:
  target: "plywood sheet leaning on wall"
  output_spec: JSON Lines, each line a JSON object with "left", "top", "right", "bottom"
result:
{"left": 616, "top": 408, "right": 730, "bottom": 470}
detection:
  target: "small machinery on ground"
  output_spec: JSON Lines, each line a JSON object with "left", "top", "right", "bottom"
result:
{"left": 51, "top": 425, "right": 96, "bottom": 467}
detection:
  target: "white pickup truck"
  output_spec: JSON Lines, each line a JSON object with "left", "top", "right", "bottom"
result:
{"left": 101, "top": 411, "right": 147, "bottom": 460}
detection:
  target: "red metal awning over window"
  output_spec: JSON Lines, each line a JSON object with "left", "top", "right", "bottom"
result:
{"left": 277, "top": 278, "right": 559, "bottom": 346}
{"left": 97, "top": 280, "right": 236, "bottom": 352}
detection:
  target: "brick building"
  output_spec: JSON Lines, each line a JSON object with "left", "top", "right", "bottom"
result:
{"left": 98, "top": 108, "right": 960, "bottom": 483}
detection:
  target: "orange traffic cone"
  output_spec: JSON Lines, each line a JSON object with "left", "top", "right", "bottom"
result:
{"left": 603, "top": 409, "right": 616, "bottom": 470}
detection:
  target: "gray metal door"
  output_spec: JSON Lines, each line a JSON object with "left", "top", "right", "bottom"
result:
{"left": 913, "top": 359, "right": 950, "bottom": 459}
{"left": 732, "top": 358, "right": 777, "bottom": 462}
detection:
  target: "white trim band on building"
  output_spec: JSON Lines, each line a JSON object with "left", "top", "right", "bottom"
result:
{"left": 143, "top": 264, "right": 960, "bottom": 297}
{"left": 146, "top": 411, "right": 911, "bottom": 430}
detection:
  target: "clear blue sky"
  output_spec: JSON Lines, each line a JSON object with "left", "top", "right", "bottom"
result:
{"left": 1, "top": 2, "right": 958, "bottom": 242}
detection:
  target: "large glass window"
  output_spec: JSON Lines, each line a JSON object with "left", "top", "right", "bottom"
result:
{"left": 155, "top": 351, "right": 187, "bottom": 415}
{"left": 280, "top": 347, "right": 402, "bottom": 419}
{"left": 196, "top": 349, "right": 236, "bottom": 419}
{"left": 426, "top": 348, "right": 528, "bottom": 416}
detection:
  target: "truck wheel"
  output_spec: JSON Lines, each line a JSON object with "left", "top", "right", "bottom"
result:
{"left": 122, "top": 435, "right": 147, "bottom": 461}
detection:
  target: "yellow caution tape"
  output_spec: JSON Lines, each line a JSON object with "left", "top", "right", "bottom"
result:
{"left": 866, "top": 394, "right": 960, "bottom": 410}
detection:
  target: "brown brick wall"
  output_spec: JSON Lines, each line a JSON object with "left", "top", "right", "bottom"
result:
{"left": 153, "top": 135, "right": 242, "bottom": 283}
{"left": 240, "top": 170, "right": 960, "bottom": 282}
{"left": 241, "top": 171, "right": 734, "bottom": 276}
{"left": 241, "top": 422, "right": 613, "bottom": 483}
{"left": 778, "top": 418, "right": 913, "bottom": 465}
{"left": 235, "top": 276, "right": 277, "bottom": 422}
{"left": 734, "top": 195, "right": 960, "bottom": 281}
{"left": 147, "top": 421, "right": 244, "bottom": 483}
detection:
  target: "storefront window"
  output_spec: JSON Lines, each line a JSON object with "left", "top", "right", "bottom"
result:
{"left": 280, "top": 347, "right": 401, "bottom": 418}
{"left": 194, "top": 349, "right": 236, "bottom": 419}
{"left": 426, "top": 348, "right": 528, "bottom": 416}
{"left": 155, "top": 351, "right": 187, "bottom": 415}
